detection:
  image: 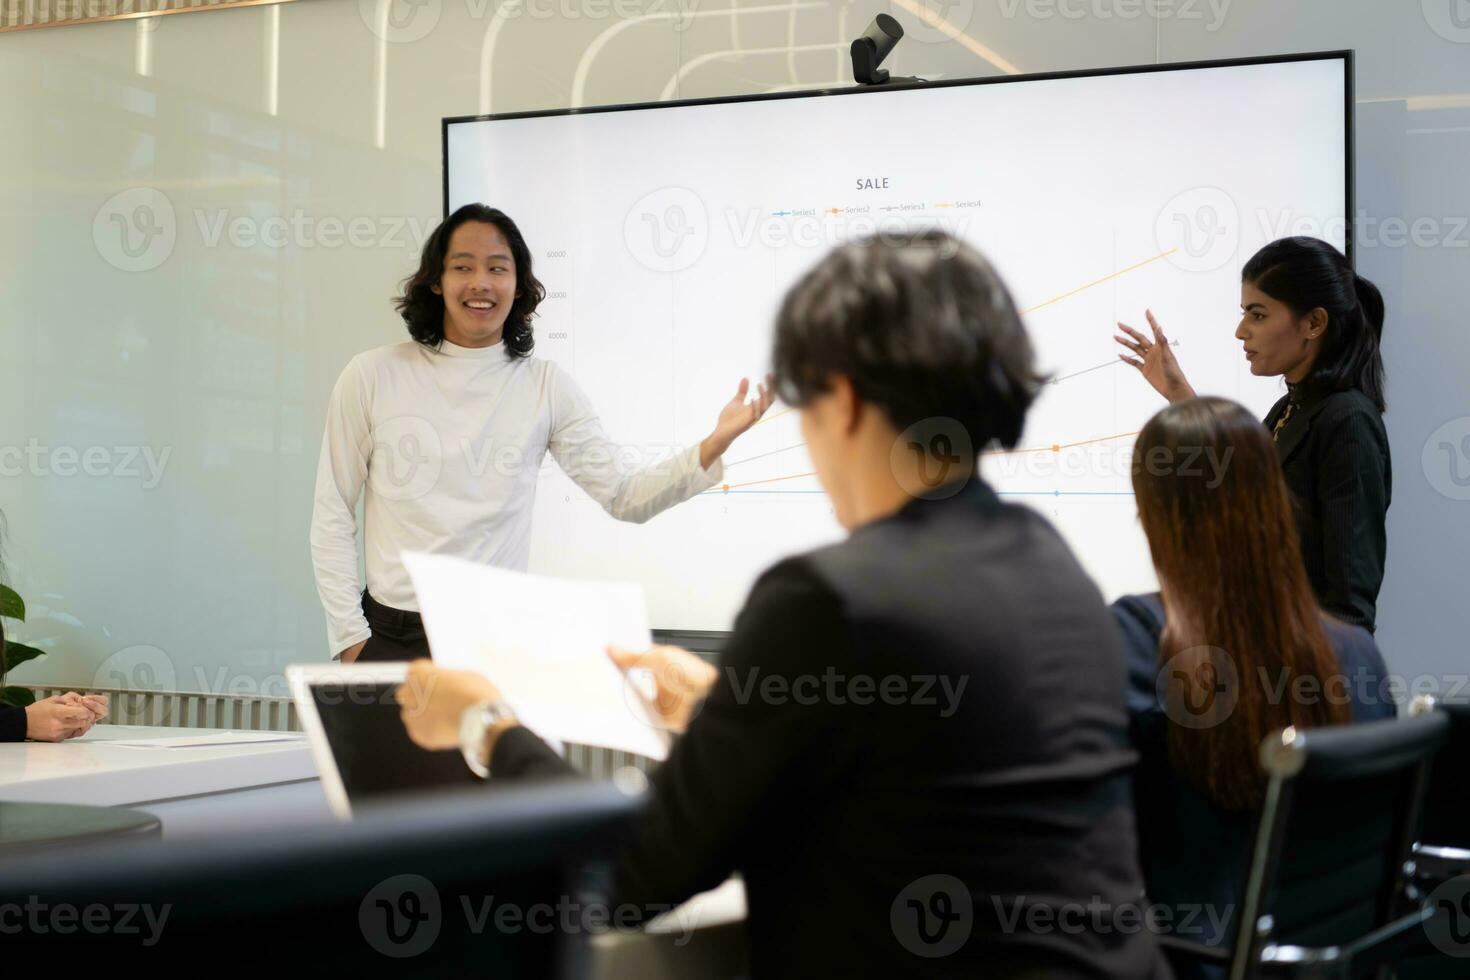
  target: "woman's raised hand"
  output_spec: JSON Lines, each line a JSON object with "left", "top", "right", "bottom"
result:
{"left": 1115, "top": 310, "right": 1196, "bottom": 404}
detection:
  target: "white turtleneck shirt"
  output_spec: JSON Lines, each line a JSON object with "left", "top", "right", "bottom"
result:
{"left": 309, "top": 338, "right": 723, "bottom": 654}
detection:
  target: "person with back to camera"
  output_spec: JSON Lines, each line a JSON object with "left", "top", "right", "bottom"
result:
{"left": 1112, "top": 396, "right": 1394, "bottom": 973}
{"left": 1115, "top": 237, "right": 1390, "bottom": 632}
{"left": 398, "top": 231, "right": 1173, "bottom": 979}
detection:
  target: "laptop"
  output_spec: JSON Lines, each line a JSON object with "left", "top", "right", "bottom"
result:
{"left": 287, "top": 662, "right": 482, "bottom": 818}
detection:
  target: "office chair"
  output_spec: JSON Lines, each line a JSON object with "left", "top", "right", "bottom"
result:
{"left": 1395, "top": 697, "right": 1470, "bottom": 980}
{"left": 1160, "top": 713, "right": 1450, "bottom": 980}
{"left": 1407, "top": 696, "right": 1470, "bottom": 883}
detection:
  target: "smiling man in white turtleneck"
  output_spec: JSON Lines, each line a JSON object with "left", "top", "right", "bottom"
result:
{"left": 310, "top": 204, "right": 774, "bottom": 663}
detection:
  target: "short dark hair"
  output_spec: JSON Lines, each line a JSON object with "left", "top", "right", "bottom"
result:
{"left": 1241, "top": 236, "right": 1386, "bottom": 411}
{"left": 395, "top": 204, "right": 545, "bottom": 358}
{"left": 772, "top": 230, "right": 1043, "bottom": 449}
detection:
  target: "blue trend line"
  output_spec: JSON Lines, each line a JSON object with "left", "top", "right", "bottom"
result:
{"left": 698, "top": 489, "right": 1134, "bottom": 497}
{"left": 999, "top": 490, "right": 1135, "bottom": 497}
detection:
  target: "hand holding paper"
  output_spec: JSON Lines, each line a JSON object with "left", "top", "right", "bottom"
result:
{"left": 397, "top": 660, "right": 501, "bottom": 751}
{"left": 402, "top": 552, "right": 674, "bottom": 761}
{"left": 608, "top": 644, "right": 717, "bottom": 735}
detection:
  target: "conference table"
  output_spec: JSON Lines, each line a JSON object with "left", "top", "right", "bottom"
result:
{"left": 0, "top": 801, "right": 161, "bottom": 850}
{"left": 0, "top": 724, "right": 331, "bottom": 838}
{"left": 0, "top": 723, "right": 748, "bottom": 975}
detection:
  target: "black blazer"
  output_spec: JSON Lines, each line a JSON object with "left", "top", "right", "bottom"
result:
{"left": 1111, "top": 593, "right": 1394, "bottom": 955}
{"left": 494, "top": 480, "right": 1168, "bottom": 979}
{"left": 1264, "top": 386, "right": 1391, "bottom": 631}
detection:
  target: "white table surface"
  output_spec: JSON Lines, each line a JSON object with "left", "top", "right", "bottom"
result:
{"left": 0, "top": 724, "right": 318, "bottom": 809}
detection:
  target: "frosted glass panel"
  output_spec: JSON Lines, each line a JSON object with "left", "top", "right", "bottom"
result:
{"left": 0, "top": 0, "right": 1462, "bottom": 695}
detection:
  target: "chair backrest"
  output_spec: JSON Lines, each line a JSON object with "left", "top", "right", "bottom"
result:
{"left": 0, "top": 779, "right": 641, "bottom": 974}
{"left": 1410, "top": 697, "right": 1470, "bottom": 852}
{"left": 1230, "top": 713, "right": 1451, "bottom": 980}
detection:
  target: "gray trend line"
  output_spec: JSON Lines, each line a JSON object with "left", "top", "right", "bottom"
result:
{"left": 1050, "top": 359, "right": 1121, "bottom": 385}
{"left": 1058, "top": 337, "right": 1181, "bottom": 382}
{"left": 727, "top": 443, "right": 806, "bottom": 468}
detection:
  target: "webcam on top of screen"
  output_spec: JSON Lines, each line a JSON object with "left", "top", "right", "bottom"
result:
{"left": 851, "top": 15, "right": 928, "bottom": 87}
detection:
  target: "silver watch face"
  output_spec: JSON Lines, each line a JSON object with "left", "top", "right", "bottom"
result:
{"left": 459, "top": 702, "right": 483, "bottom": 744}
{"left": 482, "top": 700, "right": 515, "bottom": 726}
{"left": 459, "top": 700, "right": 514, "bottom": 778}
{"left": 459, "top": 702, "right": 493, "bottom": 777}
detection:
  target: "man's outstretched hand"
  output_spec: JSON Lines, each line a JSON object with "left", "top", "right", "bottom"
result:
{"left": 700, "top": 374, "right": 777, "bottom": 470}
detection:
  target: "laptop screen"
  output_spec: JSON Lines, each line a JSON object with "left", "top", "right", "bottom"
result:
{"left": 308, "top": 678, "right": 482, "bottom": 810}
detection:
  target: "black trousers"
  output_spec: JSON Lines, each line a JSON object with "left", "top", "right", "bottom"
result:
{"left": 357, "top": 590, "right": 431, "bottom": 662}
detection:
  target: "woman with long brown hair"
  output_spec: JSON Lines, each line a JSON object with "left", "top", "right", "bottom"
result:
{"left": 1113, "top": 396, "right": 1393, "bottom": 955}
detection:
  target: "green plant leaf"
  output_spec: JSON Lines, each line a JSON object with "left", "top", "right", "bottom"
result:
{"left": 0, "top": 584, "right": 22, "bottom": 622}
{"left": 1, "top": 642, "right": 45, "bottom": 670}
{"left": 1, "top": 686, "right": 35, "bottom": 708}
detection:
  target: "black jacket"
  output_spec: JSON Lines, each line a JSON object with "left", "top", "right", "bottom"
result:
{"left": 1264, "top": 386, "right": 1391, "bottom": 631}
{"left": 1, "top": 703, "right": 23, "bottom": 741}
{"left": 494, "top": 479, "right": 1168, "bottom": 979}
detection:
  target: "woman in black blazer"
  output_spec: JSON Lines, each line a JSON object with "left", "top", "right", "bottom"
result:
{"left": 1114, "top": 237, "right": 1390, "bottom": 631}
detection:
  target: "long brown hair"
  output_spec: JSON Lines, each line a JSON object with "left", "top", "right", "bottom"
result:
{"left": 1133, "top": 397, "right": 1350, "bottom": 811}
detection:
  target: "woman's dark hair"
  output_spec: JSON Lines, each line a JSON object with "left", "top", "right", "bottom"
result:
{"left": 395, "top": 204, "right": 544, "bottom": 358}
{"left": 772, "top": 230, "right": 1043, "bottom": 450}
{"left": 1132, "top": 397, "right": 1351, "bottom": 812}
{"left": 1241, "top": 236, "right": 1386, "bottom": 411}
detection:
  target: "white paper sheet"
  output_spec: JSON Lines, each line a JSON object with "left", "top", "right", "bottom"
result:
{"left": 403, "top": 552, "right": 671, "bottom": 761}
{"left": 102, "top": 731, "right": 305, "bottom": 749}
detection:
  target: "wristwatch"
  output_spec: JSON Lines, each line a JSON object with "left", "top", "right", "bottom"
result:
{"left": 458, "top": 699, "right": 517, "bottom": 779}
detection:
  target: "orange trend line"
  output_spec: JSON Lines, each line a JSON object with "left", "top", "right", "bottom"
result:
{"left": 983, "top": 430, "right": 1140, "bottom": 457}
{"left": 753, "top": 406, "right": 795, "bottom": 427}
{"left": 727, "top": 265, "right": 1155, "bottom": 489}
{"left": 715, "top": 431, "right": 1141, "bottom": 491}
{"left": 1021, "top": 249, "right": 1178, "bottom": 316}
{"left": 720, "top": 471, "right": 818, "bottom": 491}
{"left": 748, "top": 255, "right": 1172, "bottom": 430}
